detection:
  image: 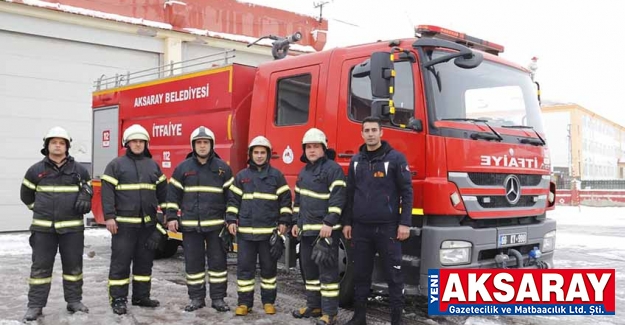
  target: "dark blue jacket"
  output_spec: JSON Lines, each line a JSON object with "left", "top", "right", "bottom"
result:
{"left": 225, "top": 163, "right": 292, "bottom": 241}
{"left": 165, "top": 152, "right": 233, "bottom": 233}
{"left": 21, "top": 156, "right": 92, "bottom": 234}
{"left": 292, "top": 156, "right": 346, "bottom": 237}
{"left": 102, "top": 149, "right": 168, "bottom": 228}
{"left": 344, "top": 141, "right": 413, "bottom": 226}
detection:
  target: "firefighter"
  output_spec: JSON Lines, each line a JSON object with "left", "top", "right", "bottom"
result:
{"left": 165, "top": 126, "right": 233, "bottom": 312}
{"left": 20, "top": 126, "right": 92, "bottom": 321}
{"left": 343, "top": 116, "right": 413, "bottom": 325}
{"left": 101, "top": 124, "right": 168, "bottom": 315}
{"left": 291, "top": 128, "right": 346, "bottom": 325}
{"left": 226, "top": 136, "right": 292, "bottom": 316}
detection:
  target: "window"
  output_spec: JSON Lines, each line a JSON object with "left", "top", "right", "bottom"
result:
{"left": 349, "top": 61, "right": 414, "bottom": 126}
{"left": 424, "top": 50, "right": 545, "bottom": 133}
{"left": 274, "top": 74, "right": 312, "bottom": 126}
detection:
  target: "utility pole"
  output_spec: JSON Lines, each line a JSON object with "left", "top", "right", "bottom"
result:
{"left": 313, "top": 1, "right": 330, "bottom": 23}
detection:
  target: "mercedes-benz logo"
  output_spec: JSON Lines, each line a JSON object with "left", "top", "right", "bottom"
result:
{"left": 504, "top": 175, "right": 521, "bottom": 205}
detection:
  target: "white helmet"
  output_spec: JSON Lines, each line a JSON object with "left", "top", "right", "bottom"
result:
{"left": 248, "top": 136, "right": 272, "bottom": 151}
{"left": 122, "top": 124, "right": 150, "bottom": 146}
{"left": 302, "top": 128, "right": 327, "bottom": 148}
{"left": 190, "top": 126, "right": 215, "bottom": 148}
{"left": 44, "top": 126, "right": 72, "bottom": 144}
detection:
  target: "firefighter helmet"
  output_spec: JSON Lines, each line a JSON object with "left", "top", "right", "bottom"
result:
{"left": 122, "top": 124, "right": 150, "bottom": 146}
{"left": 190, "top": 126, "right": 215, "bottom": 148}
{"left": 43, "top": 126, "right": 72, "bottom": 144}
{"left": 248, "top": 136, "right": 272, "bottom": 152}
{"left": 302, "top": 128, "right": 327, "bottom": 148}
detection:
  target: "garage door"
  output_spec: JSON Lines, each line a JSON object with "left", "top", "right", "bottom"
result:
{"left": 0, "top": 30, "right": 160, "bottom": 232}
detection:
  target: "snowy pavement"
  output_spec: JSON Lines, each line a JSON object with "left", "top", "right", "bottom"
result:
{"left": 0, "top": 206, "right": 623, "bottom": 324}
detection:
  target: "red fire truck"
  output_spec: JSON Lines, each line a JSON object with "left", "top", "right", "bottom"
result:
{"left": 90, "top": 25, "right": 557, "bottom": 306}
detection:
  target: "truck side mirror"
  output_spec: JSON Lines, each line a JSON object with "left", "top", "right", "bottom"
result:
{"left": 408, "top": 117, "right": 423, "bottom": 132}
{"left": 371, "top": 99, "right": 392, "bottom": 118}
{"left": 369, "top": 52, "right": 394, "bottom": 99}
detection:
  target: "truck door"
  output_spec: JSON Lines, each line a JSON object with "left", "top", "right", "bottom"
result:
{"left": 92, "top": 106, "right": 119, "bottom": 179}
{"left": 264, "top": 65, "right": 320, "bottom": 183}
{"left": 334, "top": 57, "right": 426, "bottom": 210}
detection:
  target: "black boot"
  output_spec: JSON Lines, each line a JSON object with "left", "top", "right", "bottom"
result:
{"left": 345, "top": 303, "right": 367, "bottom": 325}
{"left": 211, "top": 298, "right": 230, "bottom": 312}
{"left": 67, "top": 301, "right": 89, "bottom": 314}
{"left": 111, "top": 298, "right": 127, "bottom": 315}
{"left": 23, "top": 307, "right": 43, "bottom": 322}
{"left": 391, "top": 307, "right": 403, "bottom": 325}
{"left": 132, "top": 297, "right": 160, "bottom": 308}
{"left": 184, "top": 298, "right": 206, "bottom": 312}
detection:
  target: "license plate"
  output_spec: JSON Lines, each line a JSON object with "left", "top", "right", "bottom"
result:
{"left": 498, "top": 232, "right": 527, "bottom": 247}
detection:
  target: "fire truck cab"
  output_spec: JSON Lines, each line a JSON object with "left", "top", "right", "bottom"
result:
{"left": 90, "top": 25, "right": 557, "bottom": 307}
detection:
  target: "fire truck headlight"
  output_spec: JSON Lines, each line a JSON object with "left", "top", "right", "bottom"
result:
{"left": 548, "top": 192, "right": 555, "bottom": 204}
{"left": 440, "top": 240, "right": 472, "bottom": 266}
{"left": 542, "top": 230, "right": 556, "bottom": 252}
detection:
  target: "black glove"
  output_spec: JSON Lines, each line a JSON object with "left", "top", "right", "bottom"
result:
{"left": 311, "top": 236, "right": 336, "bottom": 268}
{"left": 145, "top": 227, "right": 166, "bottom": 250}
{"left": 219, "top": 226, "right": 234, "bottom": 254}
{"left": 269, "top": 229, "right": 285, "bottom": 261}
{"left": 74, "top": 180, "right": 92, "bottom": 215}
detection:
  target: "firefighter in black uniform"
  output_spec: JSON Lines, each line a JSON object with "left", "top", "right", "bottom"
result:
{"left": 226, "top": 136, "right": 292, "bottom": 316}
{"left": 343, "top": 116, "right": 413, "bottom": 325}
{"left": 20, "top": 126, "right": 92, "bottom": 321}
{"left": 165, "top": 126, "right": 233, "bottom": 312}
{"left": 101, "top": 124, "right": 168, "bottom": 315}
{"left": 291, "top": 128, "right": 346, "bottom": 325}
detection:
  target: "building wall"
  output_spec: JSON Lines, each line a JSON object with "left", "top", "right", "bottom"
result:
{"left": 542, "top": 103, "right": 625, "bottom": 180}
{"left": 0, "top": 1, "right": 307, "bottom": 232}
{"left": 0, "top": 10, "right": 164, "bottom": 232}
{"left": 542, "top": 110, "right": 571, "bottom": 171}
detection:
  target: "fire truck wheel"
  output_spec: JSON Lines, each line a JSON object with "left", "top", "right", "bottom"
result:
{"left": 154, "top": 240, "right": 180, "bottom": 259}
{"left": 338, "top": 234, "right": 355, "bottom": 308}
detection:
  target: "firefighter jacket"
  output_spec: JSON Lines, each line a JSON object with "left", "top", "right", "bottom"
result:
{"left": 20, "top": 156, "right": 92, "bottom": 234}
{"left": 166, "top": 152, "right": 233, "bottom": 233}
{"left": 293, "top": 156, "right": 346, "bottom": 237}
{"left": 225, "top": 163, "right": 292, "bottom": 241}
{"left": 344, "top": 141, "right": 413, "bottom": 227}
{"left": 101, "top": 149, "right": 168, "bottom": 228}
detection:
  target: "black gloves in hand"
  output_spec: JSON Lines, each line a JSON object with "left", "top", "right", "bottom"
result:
{"left": 74, "top": 181, "right": 92, "bottom": 215}
{"left": 269, "top": 229, "right": 285, "bottom": 261}
{"left": 311, "top": 236, "right": 336, "bottom": 268}
{"left": 219, "top": 226, "right": 234, "bottom": 254}
{"left": 145, "top": 227, "right": 166, "bottom": 250}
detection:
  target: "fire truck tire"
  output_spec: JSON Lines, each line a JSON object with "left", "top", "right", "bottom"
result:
{"left": 338, "top": 234, "right": 355, "bottom": 308}
{"left": 154, "top": 240, "right": 180, "bottom": 259}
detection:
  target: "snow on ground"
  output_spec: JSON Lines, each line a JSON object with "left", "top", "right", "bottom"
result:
{"left": 0, "top": 206, "right": 623, "bottom": 324}
{"left": 461, "top": 206, "right": 625, "bottom": 325}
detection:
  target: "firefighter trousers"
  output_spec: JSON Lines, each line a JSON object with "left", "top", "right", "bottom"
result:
{"left": 182, "top": 230, "right": 228, "bottom": 300}
{"left": 352, "top": 222, "right": 404, "bottom": 309}
{"left": 108, "top": 226, "right": 156, "bottom": 303}
{"left": 236, "top": 238, "right": 277, "bottom": 308}
{"left": 28, "top": 231, "right": 84, "bottom": 308}
{"left": 300, "top": 233, "right": 340, "bottom": 316}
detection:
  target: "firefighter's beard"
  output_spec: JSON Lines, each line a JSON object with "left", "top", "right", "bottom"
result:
{"left": 194, "top": 147, "right": 211, "bottom": 159}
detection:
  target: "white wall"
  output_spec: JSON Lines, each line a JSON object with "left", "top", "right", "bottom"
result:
{"left": 542, "top": 111, "right": 571, "bottom": 170}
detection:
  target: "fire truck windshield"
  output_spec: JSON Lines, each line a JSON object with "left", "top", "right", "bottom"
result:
{"left": 425, "top": 50, "right": 545, "bottom": 134}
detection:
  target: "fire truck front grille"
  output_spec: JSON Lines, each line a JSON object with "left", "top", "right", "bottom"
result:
{"left": 477, "top": 196, "right": 536, "bottom": 208}
{"left": 468, "top": 173, "right": 542, "bottom": 187}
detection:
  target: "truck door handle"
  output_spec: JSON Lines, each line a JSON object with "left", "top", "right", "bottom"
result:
{"left": 271, "top": 152, "right": 280, "bottom": 159}
{"left": 338, "top": 151, "right": 354, "bottom": 158}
